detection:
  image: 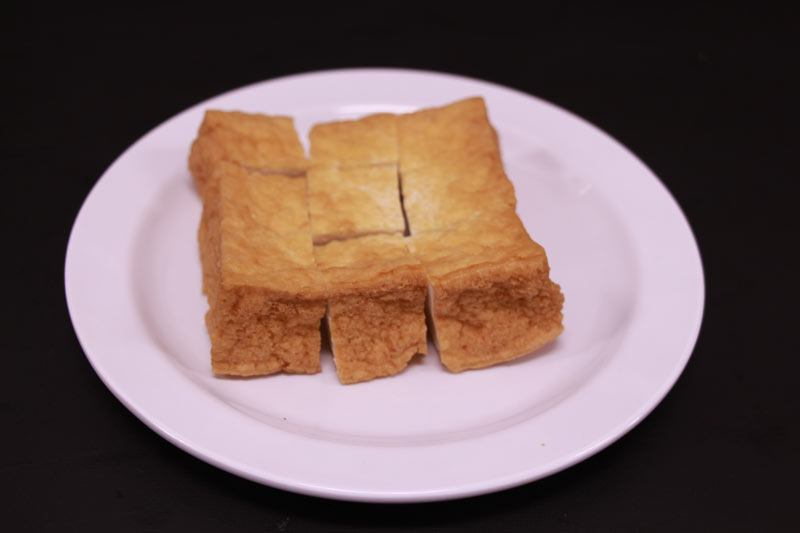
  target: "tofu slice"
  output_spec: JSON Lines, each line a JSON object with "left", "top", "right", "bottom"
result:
{"left": 314, "top": 235, "right": 428, "bottom": 384}
{"left": 400, "top": 151, "right": 517, "bottom": 233}
{"left": 309, "top": 113, "right": 397, "bottom": 168}
{"left": 397, "top": 97, "right": 516, "bottom": 232}
{"left": 198, "top": 162, "right": 311, "bottom": 298}
{"left": 307, "top": 165, "right": 406, "bottom": 245}
{"left": 409, "top": 211, "right": 564, "bottom": 372}
{"left": 189, "top": 110, "right": 308, "bottom": 198}
{"left": 199, "top": 163, "right": 326, "bottom": 376}
{"left": 397, "top": 97, "right": 500, "bottom": 173}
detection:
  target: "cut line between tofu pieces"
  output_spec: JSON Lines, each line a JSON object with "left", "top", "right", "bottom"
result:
{"left": 188, "top": 98, "right": 564, "bottom": 384}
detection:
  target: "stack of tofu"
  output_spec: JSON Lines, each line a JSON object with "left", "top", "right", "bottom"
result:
{"left": 189, "top": 98, "right": 564, "bottom": 384}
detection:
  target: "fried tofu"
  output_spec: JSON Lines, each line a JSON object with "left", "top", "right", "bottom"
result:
{"left": 309, "top": 113, "right": 397, "bottom": 168}
{"left": 397, "top": 97, "right": 500, "bottom": 173}
{"left": 198, "top": 162, "right": 326, "bottom": 376}
{"left": 314, "top": 235, "right": 427, "bottom": 384}
{"left": 307, "top": 113, "right": 406, "bottom": 244}
{"left": 409, "top": 211, "right": 563, "bottom": 373}
{"left": 397, "top": 97, "right": 515, "bottom": 233}
{"left": 397, "top": 97, "right": 563, "bottom": 371}
{"left": 400, "top": 151, "right": 517, "bottom": 233}
{"left": 190, "top": 97, "right": 563, "bottom": 382}
{"left": 198, "top": 162, "right": 311, "bottom": 297}
{"left": 189, "top": 110, "right": 308, "bottom": 198}
{"left": 307, "top": 165, "right": 406, "bottom": 244}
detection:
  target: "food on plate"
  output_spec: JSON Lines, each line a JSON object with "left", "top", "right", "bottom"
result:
{"left": 397, "top": 97, "right": 500, "bottom": 173}
{"left": 193, "top": 115, "right": 325, "bottom": 376}
{"left": 409, "top": 210, "right": 564, "bottom": 372}
{"left": 396, "top": 97, "right": 562, "bottom": 370}
{"left": 309, "top": 113, "right": 397, "bottom": 168}
{"left": 305, "top": 114, "right": 424, "bottom": 383}
{"left": 189, "top": 98, "right": 564, "bottom": 382}
{"left": 198, "top": 161, "right": 314, "bottom": 298}
{"left": 399, "top": 154, "right": 517, "bottom": 233}
{"left": 397, "top": 97, "right": 516, "bottom": 233}
{"left": 189, "top": 110, "right": 308, "bottom": 199}
{"left": 307, "top": 165, "right": 406, "bottom": 245}
{"left": 307, "top": 113, "right": 406, "bottom": 245}
{"left": 315, "top": 235, "right": 427, "bottom": 384}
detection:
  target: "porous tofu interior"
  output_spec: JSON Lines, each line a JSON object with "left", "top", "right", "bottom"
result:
{"left": 314, "top": 235, "right": 428, "bottom": 384}
{"left": 426, "top": 267, "right": 563, "bottom": 372}
{"left": 209, "top": 289, "right": 327, "bottom": 376}
{"left": 326, "top": 290, "right": 427, "bottom": 384}
{"left": 410, "top": 210, "right": 564, "bottom": 371}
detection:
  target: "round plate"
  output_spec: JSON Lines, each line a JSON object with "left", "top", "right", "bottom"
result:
{"left": 65, "top": 68, "right": 704, "bottom": 502}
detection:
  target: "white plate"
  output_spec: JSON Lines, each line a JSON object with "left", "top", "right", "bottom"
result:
{"left": 65, "top": 68, "right": 704, "bottom": 503}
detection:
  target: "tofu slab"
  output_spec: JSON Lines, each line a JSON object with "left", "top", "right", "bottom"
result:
{"left": 397, "top": 97, "right": 515, "bottom": 232}
{"left": 397, "top": 97, "right": 500, "bottom": 173}
{"left": 191, "top": 97, "right": 563, "bottom": 382}
{"left": 198, "top": 163, "right": 326, "bottom": 376}
{"left": 314, "top": 235, "right": 428, "bottom": 384}
{"left": 189, "top": 110, "right": 308, "bottom": 198}
{"left": 410, "top": 211, "right": 564, "bottom": 372}
{"left": 307, "top": 165, "right": 406, "bottom": 244}
{"left": 400, "top": 151, "right": 517, "bottom": 233}
{"left": 198, "top": 162, "right": 310, "bottom": 298}
{"left": 309, "top": 113, "right": 397, "bottom": 168}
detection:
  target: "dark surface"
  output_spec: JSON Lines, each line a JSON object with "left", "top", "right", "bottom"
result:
{"left": 2, "top": 4, "right": 798, "bottom": 531}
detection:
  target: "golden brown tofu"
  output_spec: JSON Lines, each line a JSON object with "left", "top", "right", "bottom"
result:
{"left": 314, "top": 235, "right": 428, "bottom": 384}
{"left": 397, "top": 97, "right": 515, "bottom": 232}
{"left": 307, "top": 165, "right": 406, "bottom": 244}
{"left": 309, "top": 113, "right": 397, "bottom": 168}
{"left": 216, "top": 162, "right": 310, "bottom": 237}
{"left": 397, "top": 97, "right": 500, "bottom": 173}
{"left": 410, "top": 211, "right": 564, "bottom": 372}
{"left": 198, "top": 162, "right": 310, "bottom": 298}
{"left": 400, "top": 151, "right": 517, "bottom": 233}
{"left": 198, "top": 163, "right": 326, "bottom": 376}
{"left": 189, "top": 110, "right": 308, "bottom": 198}
{"left": 191, "top": 97, "right": 564, "bottom": 382}
{"left": 208, "top": 233, "right": 327, "bottom": 376}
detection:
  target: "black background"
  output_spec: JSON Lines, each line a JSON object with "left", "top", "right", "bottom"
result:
{"left": 3, "top": 3, "right": 798, "bottom": 531}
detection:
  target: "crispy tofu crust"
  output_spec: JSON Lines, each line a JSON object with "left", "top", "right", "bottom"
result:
{"left": 309, "top": 113, "right": 397, "bottom": 168}
{"left": 307, "top": 165, "right": 406, "bottom": 244}
{"left": 189, "top": 110, "right": 308, "bottom": 198}
{"left": 397, "top": 97, "right": 514, "bottom": 232}
{"left": 400, "top": 151, "right": 517, "bottom": 233}
{"left": 397, "top": 97, "right": 500, "bottom": 173}
{"left": 217, "top": 161, "right": 311, "bottom": 236}
{"left": 197, "top": 162, "right": 326, "bottom": 376}
{"left": 410, "top": 212, "right": 564, "bottom": 372}
{"left": 315, "top": 235, "right": 427, "bottom": 384}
